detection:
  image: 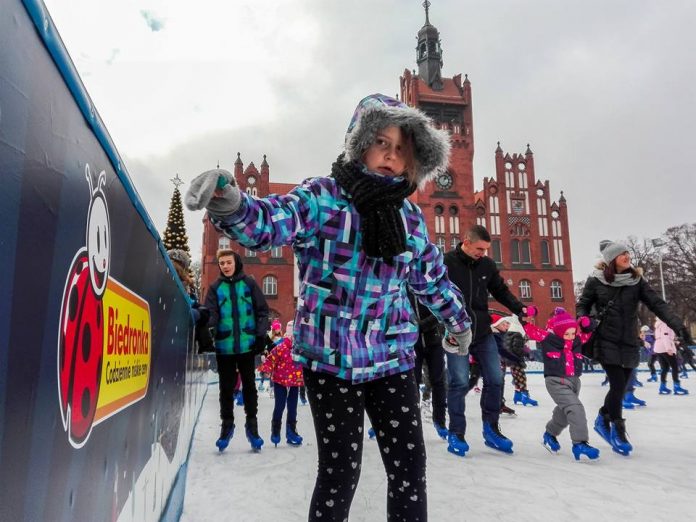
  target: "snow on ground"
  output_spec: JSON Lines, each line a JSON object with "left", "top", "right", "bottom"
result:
{"left": 181, "top": 370, "right": 695, "bottom": 521}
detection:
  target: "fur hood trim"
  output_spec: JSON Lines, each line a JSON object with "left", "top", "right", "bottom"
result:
{"left": 343, "top": 94, "right": 451, "bottom": 187}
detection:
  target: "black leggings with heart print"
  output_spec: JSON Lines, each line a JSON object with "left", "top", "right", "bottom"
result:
{"left": 304, "top": 368, "right": 427, "bottom": 522}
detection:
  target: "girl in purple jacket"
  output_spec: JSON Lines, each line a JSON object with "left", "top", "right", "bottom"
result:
{"left": 185, "top": 94, "right": 472, "bottom": 521}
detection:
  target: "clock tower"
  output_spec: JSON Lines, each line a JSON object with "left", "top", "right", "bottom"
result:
{"left": 401, "top": 2, "right": 477, "bottom": 252}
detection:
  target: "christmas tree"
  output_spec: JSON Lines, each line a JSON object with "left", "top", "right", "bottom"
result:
{"left": 163, "top": 174, "right": 190, "bottom": 253}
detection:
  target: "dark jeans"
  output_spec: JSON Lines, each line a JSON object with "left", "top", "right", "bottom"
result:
{"left": 414, "top": 330, "right": 447, "bottom": 426}
{"left": 648, "top": 353, "right": 658, "bottom": 375}
{"left": 216, "top": 352, "right": 258, "bottom": 424}
{"left": 304, "top": 368, "right": 427, "bottom": 522}
{"left": 600, "top": 363, "right": 633, "bottom": 421}
{"left": 271, "top": 382, "right": 299, "bottom": 424}
{"left": 446, "top": 333, "right": 503, "bottom": 434}
{"left": 657, "top": 353, "right": 680, "bottom": 383}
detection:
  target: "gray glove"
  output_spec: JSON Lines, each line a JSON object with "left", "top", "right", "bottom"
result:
{"left": 184, "top": 168, "right": 242, "bottom": 216}
{"left": 442, "top": 328, "right": 472, "bottom": 356}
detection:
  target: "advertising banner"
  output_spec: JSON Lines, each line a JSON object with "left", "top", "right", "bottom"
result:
{"left": 0, "top": 1, "right": 207, "bottom": 520}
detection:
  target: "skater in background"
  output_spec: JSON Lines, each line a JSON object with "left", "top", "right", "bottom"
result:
{"left": 676, "top": 338, "right": 696, "bottom": 378}
{"left": 257, "top": 320, "right": 304, "bottom": 446}
{"left": 576, "top": 240, "right": 691, "bottom": 456}
{"left": 186, "top": 93, "right": 472, "bottom": 521}
{"left": 409, "top": 290, "right": 449, "bottom": 439}
{"left": 442, "top": 225, "right": 529, "bottom": 456}
{"left": 258, "top": 320, "right": 285, "bottom": 394}
{"left": 640, "top": 325, "right": 658, "bottom": 382}
{"left": 654, "top": 319, "right": 689, "bottom": 395}
{"left": 524, "top": 308, "right": 600, "bottom": 460}
{"left": 204, "top": 249, "right": 269, "bottom": 452}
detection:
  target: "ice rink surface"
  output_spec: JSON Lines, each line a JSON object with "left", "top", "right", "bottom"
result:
{"left": 182, "top": 370, "right": 695, "bottom": 521}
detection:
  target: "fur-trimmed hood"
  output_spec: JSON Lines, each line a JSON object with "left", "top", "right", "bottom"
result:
{"left": 343, "top": 93, "right": 451, "bottom": 187}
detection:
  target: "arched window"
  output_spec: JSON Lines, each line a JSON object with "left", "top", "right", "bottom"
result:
{"left": 550, "top": 280, "right": 563, "bottom": 300}
{"left": 491, "top": 239, "right": 502, "bottom": 263}
{"left": 436, "top": 236, "right": 446, "bottom": 251}
{"left": 540, "top": 240, "right": 550, "bottom": 265}
{"left": 521, "top": 239, "right": 531, "bottom": 264}
{"left": 450, "top": 237, "right": 459, "bottom": 250}
{"left": 519, "top": 280, "right": 532, "bottom": 300}
{"left": 511, "top": 239, "right": 520, "bottom": 264}
{"left": 271, "top": 246, "right": 283, "bottom": 258}
{"left": 263, "top": 275, "right": 277, "bottom": 296}
{"left": 218, "top": 236, "right": 231, "bottom": 250}
{"left": 434, "top": 205, "right": 445, "bottom": 234}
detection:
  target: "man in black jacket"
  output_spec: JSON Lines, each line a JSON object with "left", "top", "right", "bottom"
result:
{"left": 442, "top": 225, "right": 527, "bottom": 456}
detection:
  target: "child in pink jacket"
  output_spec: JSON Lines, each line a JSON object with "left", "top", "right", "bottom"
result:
{"left": 524, "top": 308, "right": 600, "bottom": 460}
{"left": 258, "top": 321, "right": 305, "bottom": 446}
{"left": 654, "top": 319, "right": 688, "bottom": 395}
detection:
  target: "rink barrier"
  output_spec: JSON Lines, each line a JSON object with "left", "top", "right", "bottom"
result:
{"left": 0, "top": 1, "right": 207, "bottom": 521}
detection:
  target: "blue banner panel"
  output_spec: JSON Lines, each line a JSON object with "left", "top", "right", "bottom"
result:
{"left": 0, "top": 1, "right": 207, "bottom": 521}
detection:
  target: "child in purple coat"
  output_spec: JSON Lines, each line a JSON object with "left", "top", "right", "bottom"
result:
{"left": 185, "top": 94, "right": 472, "bottom": 521}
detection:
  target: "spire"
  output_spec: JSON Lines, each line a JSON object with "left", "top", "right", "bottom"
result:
{"left": 495, "top": 141, "right": 503, "bottom": 154}
{"left": 416, "top": 1, "right": 443, "bottom": 90}
{"left": 261, "top": 154, "right": 269, "bottom": 168}
{"left": 234, "top": 152, "right": 243, "bottom": 166}
{"left": 525, "top": 143, "right": 533, "bottom": 155}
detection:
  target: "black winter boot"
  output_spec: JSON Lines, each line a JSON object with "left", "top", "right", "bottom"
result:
{"left": 270, "top": 420, "right": 282, "bottom": 447}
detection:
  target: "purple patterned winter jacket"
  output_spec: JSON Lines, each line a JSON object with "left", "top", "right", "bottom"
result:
{"left": 210, "top": 176, "right": 471, "bottom": 383}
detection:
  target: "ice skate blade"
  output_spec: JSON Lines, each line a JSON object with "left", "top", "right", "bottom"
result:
{"left": 484, "top": 441, "right": 513, "bottom": 454}
{"left": 541, "top": 441, "right": 560, "bottom": 454}
{"left": 447, "top": 446, "right": 467, "bottom": 457}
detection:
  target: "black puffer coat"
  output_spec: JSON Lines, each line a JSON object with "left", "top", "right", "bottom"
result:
{"left": 576, "top": 275, "right": 685, "bottom": 368}
{"left": 443, "top": 246, "right": 524, "bottom": 343}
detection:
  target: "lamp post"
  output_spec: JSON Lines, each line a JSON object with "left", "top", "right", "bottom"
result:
{"left": 651, "top": 238, "right": 667, "bottom": 301}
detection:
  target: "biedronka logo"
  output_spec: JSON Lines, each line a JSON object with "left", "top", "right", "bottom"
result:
{"left": 57, "top": 165, "right": 151, "bottom": 448}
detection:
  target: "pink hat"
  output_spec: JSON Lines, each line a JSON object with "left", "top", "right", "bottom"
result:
{"left": 550, "top": 312, "right": 578, "bottom": 338}
{"left": 271, "top": 320, "right": 282, "bottom": 331}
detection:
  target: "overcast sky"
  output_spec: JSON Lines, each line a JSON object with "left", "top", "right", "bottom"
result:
{"left": 43, "top": 0, "right": 696, "bottom": 281}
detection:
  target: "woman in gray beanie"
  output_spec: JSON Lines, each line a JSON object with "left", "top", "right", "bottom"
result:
{"left": 576, "top": 240, "right": 692, "bottom": 456}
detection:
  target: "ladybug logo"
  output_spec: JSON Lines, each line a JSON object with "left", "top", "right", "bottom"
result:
{"left": 58, "top": 165, "right": 109, "bottom": 447}
{"left": 58, "top": 165, "right": 151, "bottom": 448}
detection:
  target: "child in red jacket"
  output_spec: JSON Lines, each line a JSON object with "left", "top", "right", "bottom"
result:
{"left": 258, "top": 321, "right": 304, "bottom": 446}
{"left": 524, "top": 308, "right": 600, "bottom": 461}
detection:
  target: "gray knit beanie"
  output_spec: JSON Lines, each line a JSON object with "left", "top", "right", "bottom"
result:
{"left": 599, "top": 240, "right": 628, "bottom": 264}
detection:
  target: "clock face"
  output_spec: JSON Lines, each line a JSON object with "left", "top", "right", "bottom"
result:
{"left": 435, "top": 173, "right": 453, "bottom": 190}
{"left": 247, "top": 176, "right": 256, "bottom": 185}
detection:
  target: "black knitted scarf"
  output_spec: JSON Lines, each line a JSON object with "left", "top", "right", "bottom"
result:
{"left": 331, "top": 155, "right": 417, "bottom": 261}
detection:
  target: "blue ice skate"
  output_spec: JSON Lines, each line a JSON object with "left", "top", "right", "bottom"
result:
{"left": 367, "top": 427, "right": 376, "bottom": 439}
{"left": 483, "top": 422, "right": 513, "bottom": 454}
{"left": 659, "top": 382, "right": 672, "bottom": 395}
{"left": 593, "top": 410, "right": 611, "bottom": 445}
{"left": 447, "top": 432, "right": 469, "bottom": 457}
{"left": 433, "top": 422, "right": 448, "bottom": 440}
{"left": 647, "top": 374, "right": 658, "bottom": 383}
{"left": 286, "top": 422, "right": 303, "bottom": 446}
{"left": 235, "top": 391, "right": 245, "bottom": 406}
{"left": 513, "top": 390, "right": 538, "bottom": 406}
{"left": 216, "top": 422, "right": 234, "bottom": 452}
{"left": 572, "top": 442, "right": 600, "bottom": 461}
{"left": 609, "top": 419, "right": 632, "bottom": 456}
{"left": 673, "top": 382, "right": 689, "bottom": 395}
{"left": 542, "top": 431, "right": 561, "bottom": 453}
{"left": 245, "top": 419, "right": 264, "bottom": 452}
{"left": 621, "top": 399, "right": 635, "bottom": 410}
{"left": 624, "top": 392, "right": 647, "bottom": 407}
